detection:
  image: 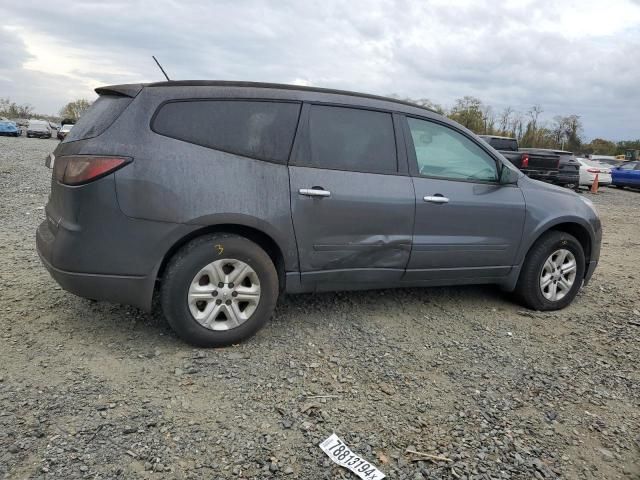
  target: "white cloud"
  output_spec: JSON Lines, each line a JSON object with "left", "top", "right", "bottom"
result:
{"left": 1, "top": 0, "right": 639, "bottom": 139}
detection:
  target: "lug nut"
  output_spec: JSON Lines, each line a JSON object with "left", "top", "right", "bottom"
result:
{"left": 232, "top": 291, "right": 238, "bottom": 297}
{"left": 218, "top": 282, "right": 224, "bottom": 288}
{"left": 212, "top": 291, "right": 218, "bottom": 297}
{"left": 228, "top": 282, "right": 234, "bottom": 288}
{"left": 216, "top": 299, "right": 222, "bottom": 305}
{"left": 225, "top": 300, "right": 232, "bottom": 305}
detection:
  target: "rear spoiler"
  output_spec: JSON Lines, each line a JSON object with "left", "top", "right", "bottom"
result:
{"left": 94, "top": 84, "right": 144, "bottom": 98}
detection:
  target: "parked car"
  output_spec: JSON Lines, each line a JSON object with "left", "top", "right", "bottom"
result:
{"left": 590, "top": 157, "right": 623, "bottom": 167}
{"left": 57, "top": 123, "right": 73, "bottom": 140}
{"left": 26, "top": 120, "right": 52, "bottom": 138}
{"left": 521, "top": 148, "right": 580, "bottom": 187}
{"left": 37, "top": 81, "right": 601, "bottom": 347}
{"left": 0, "top": 120, "right": 21, "bottom": 137}
{"left": 576, "top": 158, "right": 612, "bottom": 187}
{"left": 479, "top": 135, "right": 560, "bottom": 182}
{"left": 611, "top": 161, "right": 640, "bottom": 189}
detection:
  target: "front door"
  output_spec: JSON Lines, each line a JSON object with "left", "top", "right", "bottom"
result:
{"left": 401, "top": 116, "right": 526, "bottom": 281}
{"left": 289, "top": 104, "right": 415, "bottom": 286}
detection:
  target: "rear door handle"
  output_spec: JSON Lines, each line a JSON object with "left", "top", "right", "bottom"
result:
{"left": 299, "top": 188, "right": 331, "bottom": 197}
{"left": 423, "top": 195, "right": 449, "bottom": 204}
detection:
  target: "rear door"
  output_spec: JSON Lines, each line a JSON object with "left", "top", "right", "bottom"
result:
{"left": 401, "top": 116, "right": 526, "bottom": 281}
{"left": 288, "top": 104, "right": 414, "bottom": 286}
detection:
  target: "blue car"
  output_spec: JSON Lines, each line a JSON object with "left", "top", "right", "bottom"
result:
{"left": 612, "top": 161, "right": 640, "bottom": 189}
{"left": 0, "top": 120, "right": 21, "bottom": 137}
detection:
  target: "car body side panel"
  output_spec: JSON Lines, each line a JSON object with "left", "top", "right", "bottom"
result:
{"left": 38, "top": 83, "right": 604, "bottom": 309}
{"left": 70, "top": 88, "right": 300, "bottom": 272}
{"left": 406, "top": 179, "right": 526, "bottom": 279}
{"left": 289, "top": 166, "right": 415, "bottom": 284}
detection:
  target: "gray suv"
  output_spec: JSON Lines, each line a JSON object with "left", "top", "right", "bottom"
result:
{"left": 37, "top": 81, "right": 601, "bottom": 347}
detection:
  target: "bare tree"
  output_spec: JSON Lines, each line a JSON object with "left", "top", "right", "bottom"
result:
{"left": 498, "top": 106, "right": 513, "bottom": 134}
{"left": 528, "top": 105, "right": 543, "bottom": 131}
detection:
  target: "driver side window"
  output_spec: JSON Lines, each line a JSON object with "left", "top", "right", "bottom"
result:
{"left": 407, "top": 117, "right": 498, "bottom": 182}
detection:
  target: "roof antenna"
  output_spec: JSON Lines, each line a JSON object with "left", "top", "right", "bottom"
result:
{"left": 152, "top": 55, "right": 171, "bottom": 81}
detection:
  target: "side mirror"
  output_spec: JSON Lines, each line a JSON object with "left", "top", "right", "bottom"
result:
{"left": 499, "top": 164, "right": 519, "bottom": 184}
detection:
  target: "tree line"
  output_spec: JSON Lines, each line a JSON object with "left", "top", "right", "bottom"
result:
{"left": 391, "top": 95, "right": 639, "bottom": 156}
{"left": 0, "top": 98, "right": 92, "bottom": 124}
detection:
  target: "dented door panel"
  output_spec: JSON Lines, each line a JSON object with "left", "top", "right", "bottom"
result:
{"left": 289, "top": 166, "right": 414, "bottom": 284}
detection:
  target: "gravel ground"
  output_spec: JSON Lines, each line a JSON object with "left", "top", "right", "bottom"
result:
{"left": 1, "top": 136, "right": 638, "bottom": 480}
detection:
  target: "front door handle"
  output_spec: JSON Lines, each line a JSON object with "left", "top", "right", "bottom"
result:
{"left": 299, "top": 188, "right": 331, "bottom": 197}
{"left": 423, "top": 195, "right": 449, "bottom": 204}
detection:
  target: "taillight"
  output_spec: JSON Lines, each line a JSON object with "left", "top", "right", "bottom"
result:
{"left": 521, "top": 153, "right": 529, "bottom": 168}
{"left": 54, "top": 155, "right": 131, "bottom": 185}
{"left": 587, "top": 168, "right": 600, "bottom": 173}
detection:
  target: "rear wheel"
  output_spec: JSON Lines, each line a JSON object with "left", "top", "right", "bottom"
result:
{"left": 515, "top": 231, "right": 585, "bottom": 311}
{"left": 160, "top": 234, "right": 279, "bottom": 347}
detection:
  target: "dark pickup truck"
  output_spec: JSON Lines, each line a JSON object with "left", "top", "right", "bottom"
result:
{"left": 521, "top": 148, "right": 580, "bottom": 187}
{"left": 479, "top": 135, "right": 560, "bottom": 182}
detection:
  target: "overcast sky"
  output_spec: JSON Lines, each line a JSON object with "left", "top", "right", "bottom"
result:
{"left": 1, "top": 0, "right": 639, "bottom": 140}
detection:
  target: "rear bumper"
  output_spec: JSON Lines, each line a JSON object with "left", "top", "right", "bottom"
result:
{"left": 27, "top": 131, "right": 51, "bottom": 138}
{"left": 555, "top": 173, "right": 580, "bottom": 185}
{"left": 523, "top": 170, "right": 558, "bottom": 182}
{"left": 37, "top": 218, "right": 157, "bottom": 311}
{"left": 581, "top": 173, "right": 612, "bottom": 185}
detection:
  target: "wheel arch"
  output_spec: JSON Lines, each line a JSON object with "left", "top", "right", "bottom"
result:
{"left": 155, "top": 223, "right": 288, "bottom": 293}
{"left": 503, "top": 218, "right": 595, "bottom": 292}
{"left": 546, "top": 222, "right": 592, "bottom": 266}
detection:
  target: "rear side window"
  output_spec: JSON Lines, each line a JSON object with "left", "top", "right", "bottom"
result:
{"left": 64, "top": 95, "right": 132, "bottom": 142}
{"left": 152, "top": 100, "right": 301, "bottom": 164}
{"left": 296, "top": 105, "right": 397, "bottom": 174}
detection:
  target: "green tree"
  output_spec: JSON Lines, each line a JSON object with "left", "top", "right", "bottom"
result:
{"left": 615, "top": 140, "right": 640, "bottom": 156}
{"left": 582, "top": 138, "right": 616, "bottom": 155}
{"left": 448, "top": 96, "right": 485, "bottom": 133}
{"left": 59, "top": 99, "right": 92, "bottom": 122}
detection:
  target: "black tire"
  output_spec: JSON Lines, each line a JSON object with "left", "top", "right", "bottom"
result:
{"left": 515, "top": 231, "right": 585, "bottom": 311}
{"left": 615, "top": 185, "right": 625, "bottom": 189}
{"left": 160, "top": 233, "right": 279, "bottom": 347}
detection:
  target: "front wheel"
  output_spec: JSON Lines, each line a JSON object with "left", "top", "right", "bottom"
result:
{"left": 515, "top": 231, "right": 585, "bottom": 311}
{"left": 160, "top": 233, "right": 279, "bottom": 347}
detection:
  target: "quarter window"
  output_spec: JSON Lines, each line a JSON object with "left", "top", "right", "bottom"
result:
{"left": 298, "top": 105, "right": 397, "bottom": 174}
{"left": 152, "top": 100, "right": 301, "bottom": 164}
{"left": 407, "top": 118, "right": 498, "bottom": 182}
